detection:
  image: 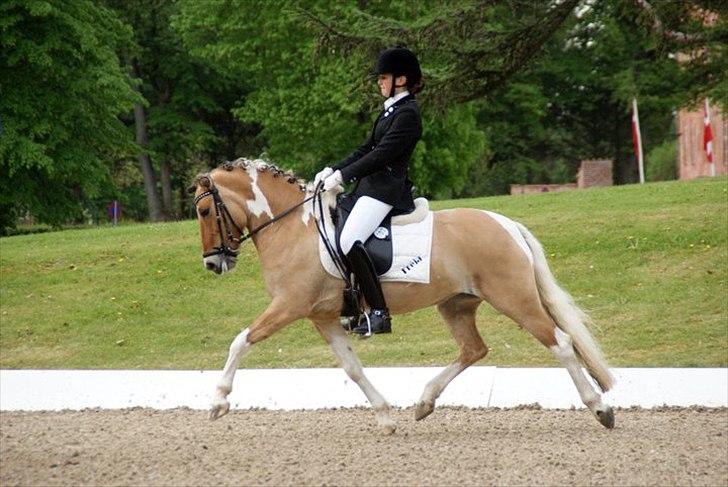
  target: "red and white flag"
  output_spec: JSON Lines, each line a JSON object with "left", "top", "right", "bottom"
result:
{"left": 703, "top": 99, "right": 714, "bottom": 171}
{"left": 631, "top": 98, "right": 645, "bottom": 183}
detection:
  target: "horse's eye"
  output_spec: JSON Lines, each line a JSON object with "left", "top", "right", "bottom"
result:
{"left": 199, "top": 208, "right": 210, "bottom": 218}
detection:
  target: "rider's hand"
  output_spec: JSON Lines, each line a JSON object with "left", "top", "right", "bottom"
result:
{"left": 314, "top": 167, "right": 334, "bottom": 186}
{"left": 323, "top": 170, "right": 343, "bottom": 191}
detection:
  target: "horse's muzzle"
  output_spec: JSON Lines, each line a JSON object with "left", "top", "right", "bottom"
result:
{"left": 203, "top": 254, "right": 236, "bottom": 275}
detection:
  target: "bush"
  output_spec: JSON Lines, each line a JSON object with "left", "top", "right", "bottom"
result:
{"left": 646, "top": 139, "right": 678, "bottom": 182}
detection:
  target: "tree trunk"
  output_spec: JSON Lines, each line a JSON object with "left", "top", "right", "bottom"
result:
{"left": 612, "top": 106, "right": 633, "bottom": 185}
{"left": 159, "top": 159, "right": 174, "bottom": 219}
{"left": 131, "top": 60, "right": 165, "bottom": 222}
{"left": 179, "top": 183, "right": 191, "bottom": 219}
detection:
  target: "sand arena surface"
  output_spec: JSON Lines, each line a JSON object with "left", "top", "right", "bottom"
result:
{"left": 1, "top": 407, "right": 726, "bottom": 486}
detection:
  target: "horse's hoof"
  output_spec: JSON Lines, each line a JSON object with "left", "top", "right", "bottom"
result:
{"left": 209, "top": 398, "right": 230, "bottom": 421}
{"left": 414, "top": 401, "right": 435, "bottom": 421}
{"left": 380, "top": 421, "right": 397, "bottom": 435}
{"left": 375, "top": 411, "right": 397, "bottom": 435}
{"left": 595, "top": 405, "right": 615, "bottom": 429}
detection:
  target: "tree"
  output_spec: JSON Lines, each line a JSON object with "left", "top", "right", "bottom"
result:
{"left": 305, "top": 0, "right": 581, "bottom": 107}
{"left": 628, "top": 0, "right": 727, "bottom": 108}
{"left": 110, "top": 0, "right": 256, "bottom": 221}
{"left": 0, "top": 0, "right": 137, "bottom": 232}
{"left": 461, "top": 0, "right": 727, "bottom": 194}
{"left": 296, "top": 0, "right": 727, "bottom": 191}
{"left": 173, "top": 0, "right": 491, "bottom": 196}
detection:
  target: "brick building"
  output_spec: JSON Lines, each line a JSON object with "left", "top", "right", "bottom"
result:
{"left": 678, "top": 103, "right": 727, "bottom": 180}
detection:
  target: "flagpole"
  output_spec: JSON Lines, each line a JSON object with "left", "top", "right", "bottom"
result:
{"left": 632, "top": 97, "right": 645, "bottom": 184}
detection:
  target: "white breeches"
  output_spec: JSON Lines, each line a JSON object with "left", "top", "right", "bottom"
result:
{"left": 339, "top": 196, "right": 393, "bottom": 254}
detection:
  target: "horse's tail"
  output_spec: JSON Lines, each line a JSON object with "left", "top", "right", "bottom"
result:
{"left": 516, "top": 222, "right": 614, "bottom": 392}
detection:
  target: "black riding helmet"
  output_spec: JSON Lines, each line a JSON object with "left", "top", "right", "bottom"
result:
{"left": 375, "top": 47, "right": 422, "bottom": 97}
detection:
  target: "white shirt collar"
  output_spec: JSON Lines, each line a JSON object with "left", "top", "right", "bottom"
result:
{"left": 384, "top": 90, "right": 410, "bottom": 111}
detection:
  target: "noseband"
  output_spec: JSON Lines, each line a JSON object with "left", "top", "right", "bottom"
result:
{"left": 194, "top": 185, "right": 245, "bottom": 259}
{"left": 194, "top": 179, "right": 320, "bottom": 259}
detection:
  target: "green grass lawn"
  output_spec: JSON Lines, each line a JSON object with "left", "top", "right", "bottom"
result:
{"left": 1, "top": 177, "right": 726, "bottom": 369}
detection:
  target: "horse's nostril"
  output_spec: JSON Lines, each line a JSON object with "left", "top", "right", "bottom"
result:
{"left": 205, "top": 262, "right": 216, "bottom": 271}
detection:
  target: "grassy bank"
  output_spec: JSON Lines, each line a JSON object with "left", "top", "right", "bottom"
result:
{"left": 1, "top": 177, "right": 726, "bottom": 369}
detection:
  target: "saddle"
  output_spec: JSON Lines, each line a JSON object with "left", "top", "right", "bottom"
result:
{"left": 332, "top": 193, "right": 430, "bottom": 276}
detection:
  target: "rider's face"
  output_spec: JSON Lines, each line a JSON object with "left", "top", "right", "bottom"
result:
{"left": 378, "top": 74, "right": 407, "bottom": 97}
{"left": 378, "top": 74, "right": 392, "bottom": 97}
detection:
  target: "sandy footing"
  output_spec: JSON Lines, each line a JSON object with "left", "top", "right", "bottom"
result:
{"left": 1, "top": 407, "right": 726, "bottom": 486}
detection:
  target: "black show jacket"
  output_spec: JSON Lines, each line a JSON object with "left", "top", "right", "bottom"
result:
{"left": 333, "top": 94, "right": 421, "bottom": 212}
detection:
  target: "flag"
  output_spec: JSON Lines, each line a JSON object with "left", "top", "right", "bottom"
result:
{"left": 703, "top": 98, "right": 714, "bottom": 164}
{"left": 631, "top": 98, "right": 645, "bottom": 183}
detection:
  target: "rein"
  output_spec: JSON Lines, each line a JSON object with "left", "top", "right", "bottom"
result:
{"left": 194, "top": 181, "right": 319, "bottom": 258}
{"left": 313, "top": 189, "right": 349, "bottom": 281}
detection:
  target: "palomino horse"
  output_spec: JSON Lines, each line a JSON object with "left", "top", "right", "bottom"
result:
{"left": 190, "top": 158, "right": 615, "bottom": 433}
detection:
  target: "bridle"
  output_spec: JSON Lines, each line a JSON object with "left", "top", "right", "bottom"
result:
{"left": 193, "top": 178, "right": 319, "bottom": 259}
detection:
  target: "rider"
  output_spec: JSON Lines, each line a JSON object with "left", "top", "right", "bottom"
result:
{"left": 314, "top": 47, "right": 423, "bottom": 336}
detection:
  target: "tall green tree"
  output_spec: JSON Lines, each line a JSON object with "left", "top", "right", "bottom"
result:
{"left": 0, "top": 0, "right": 137, "bottom": 232}
{"left": 110, "top": 0, "right": 256, "bottom": 221}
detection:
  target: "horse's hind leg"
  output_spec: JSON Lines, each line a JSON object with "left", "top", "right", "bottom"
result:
{"left": 550, "top": 326, "right": 614, "bottom": 428}
{"left": 489, "top": 290, "right": 613, "bottom": 428}
{"left": 415, "top": 294, "right": 487, "bottom": 421}
{"left": 313, "top": 319, "right": 397, "bottom": 435}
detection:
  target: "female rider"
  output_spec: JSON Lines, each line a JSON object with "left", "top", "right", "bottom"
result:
{"left": 314, "top": 47, "right": 423, "bottom": 336}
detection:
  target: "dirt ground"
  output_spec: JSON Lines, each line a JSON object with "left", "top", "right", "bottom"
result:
{"left": 1, "top": 407, "right": 726, "bottom": 486}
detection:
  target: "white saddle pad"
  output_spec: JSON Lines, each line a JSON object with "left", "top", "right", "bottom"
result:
{"left": 318, "top": 211, "right": 434, "bottom": 284}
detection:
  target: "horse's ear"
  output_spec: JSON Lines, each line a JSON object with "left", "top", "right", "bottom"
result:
{"left": 186, "top": 183, "right": 197, "bottom": 194}
{"left": 199, "top": 176, "right": 211, "bottom": 189}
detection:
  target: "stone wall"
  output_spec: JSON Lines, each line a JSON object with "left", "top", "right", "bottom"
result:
{"left": 510, "top": 183, "right": 577, "bottom": 195}
{"left": 577, "top": 159, "right": 613, "bottom": 188}
{"left": 510, "top": 159, "right": 613, "bottom": 195}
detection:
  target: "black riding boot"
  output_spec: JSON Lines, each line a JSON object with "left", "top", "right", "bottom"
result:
{"left": 346, "top": 241, "right": 391, "bottom": 335}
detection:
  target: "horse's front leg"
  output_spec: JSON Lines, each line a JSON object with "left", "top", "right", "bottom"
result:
{"left": 313, "top": 319, "right": 397, "bottom": 435}
{"left": 210, "top": 300, "right": 302, "bottom": 420}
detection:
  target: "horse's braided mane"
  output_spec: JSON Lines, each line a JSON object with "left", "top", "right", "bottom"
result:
{"left": 192, "top": 157, "right": 308, "bottom": 192}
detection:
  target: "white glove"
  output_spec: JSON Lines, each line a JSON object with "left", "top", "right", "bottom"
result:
{"left": 314, "top": 167, "right": 333, "bottom": 186}
{"left": 323, "top": 170, "right": 343, "bottom": 191}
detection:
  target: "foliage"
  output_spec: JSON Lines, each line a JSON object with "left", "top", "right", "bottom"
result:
{"left": 646, "top": 138, "right": 678, "bottom": 181}
{"left": 173, "top": 0, "right": 723, "bottom": 198}
{"left": 463, "top": 81, "right": 577, "bottom": 196}
{"left": 173, "top": 1, "right": 488, "bottom": 194}
{"left": 412, "top": 104, "right": 486, "bottom": 198}
{"left": 626, "top": 0, "right": 728, "bottom": 109}
{"left": 109, "top": 0, "right": 257, "bottom": 220}
{"left": 2, "top": 0, "right": 725, "bottom": 227}
{"left": 174, "top": 1, "right": 356, "bottom": 176}
{"left": 307, "top": 0, "right": 582, "bottom": 106}
{"left": 0, "top": 0, "right": 137, "bottom": 232}
{"left": 460, "top": 0, "right": 726, "bottom": 194}
{"left": 1, "top": 177, "right": 725, "bottom": 369}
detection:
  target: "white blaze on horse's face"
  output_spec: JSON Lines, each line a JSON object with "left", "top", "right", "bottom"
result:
{"left": 194, "top": 182, "right": 238, "bottom": 275}
{"left": 245, "top": 164, "right": 274, "bottom": 219}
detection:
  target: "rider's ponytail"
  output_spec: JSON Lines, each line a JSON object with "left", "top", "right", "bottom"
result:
{"left": 409, "top": 77, "right": 425, "bottom": 95}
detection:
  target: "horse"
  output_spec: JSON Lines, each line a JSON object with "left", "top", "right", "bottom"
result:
{"left": 189, "top": 158, "right": 615, "bottom": 433}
